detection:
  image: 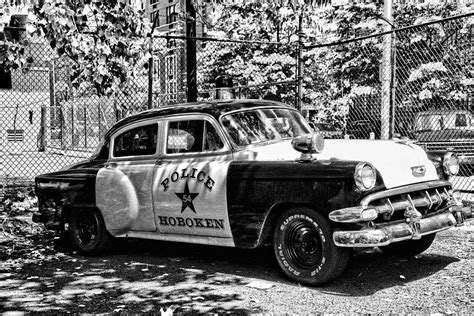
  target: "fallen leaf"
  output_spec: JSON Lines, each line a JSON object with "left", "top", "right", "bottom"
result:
{"left": 246, "top": 280, "right": 275, "bottom": 290}
{"left": 250, "top": 298, "right": 260, "bottom": 305}
{"left": 193, "top": 296, "right": 205, "bottom": 301}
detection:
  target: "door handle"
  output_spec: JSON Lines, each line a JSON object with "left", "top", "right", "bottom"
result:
{"left": 155, "top": 159, "right": 171, "bottom": 165}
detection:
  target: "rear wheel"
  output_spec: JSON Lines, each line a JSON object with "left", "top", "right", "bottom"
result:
{"left": 380, "top": 233, "right": 436, "bottom": 257}
{"left": 273, "top": 207, "right": 350, "bottom": 285}
{"left": 68, "top": 208, "right": 111, "bottom": 255}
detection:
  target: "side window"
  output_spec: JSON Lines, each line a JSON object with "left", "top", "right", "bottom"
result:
{"left": 113, "top": 124, "right": 158, "bottom": 157}
{"left": 166, "top": 119, "right": 224, "bottom": 154}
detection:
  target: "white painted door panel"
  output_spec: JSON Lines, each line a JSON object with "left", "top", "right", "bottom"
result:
{"left": 152, "top": 156, "right": 233, "bottom": 241}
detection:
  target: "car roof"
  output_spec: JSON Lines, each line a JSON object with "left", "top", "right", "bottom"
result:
{"left": 105, "top": 99, "right": 292, "bottom": 137}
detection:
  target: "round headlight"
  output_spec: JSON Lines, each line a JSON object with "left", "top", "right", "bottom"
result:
{"left": 354, "top": 162, "right": 377, "bottom": 191}
{"left": 443, "top": 152, "right": 459, "bottom": 176}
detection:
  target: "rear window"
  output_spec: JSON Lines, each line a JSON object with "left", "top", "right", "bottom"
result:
{"left": 113, "top": 124, "right": 158, "bottom": 157}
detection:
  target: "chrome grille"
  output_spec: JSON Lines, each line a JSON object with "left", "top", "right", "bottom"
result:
{"left": 368, "top": 186, "right": 453, "bottom": 223}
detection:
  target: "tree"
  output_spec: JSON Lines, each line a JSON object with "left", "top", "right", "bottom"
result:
{"left": 1, "top": 0, "right": 151, "bottom": 96}
{"left": 196, "top": 2, "right": 301, "bottom": 104}
{"left": 393, "top": 2, "right": 473, "bottom": 110}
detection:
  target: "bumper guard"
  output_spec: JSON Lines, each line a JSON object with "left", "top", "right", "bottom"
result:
{"left": 333, "top": 204, "right": 472, "bottom": 247}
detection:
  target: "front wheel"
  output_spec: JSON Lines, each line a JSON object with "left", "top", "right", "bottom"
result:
{"left": 380, "top": 233, "right": 436, "bottom": 257}
{"left": 68, "top": 207, "right": 112, "bottom": 255}
{"left": 273, "top": 207, "right": 350, "bottom": 285}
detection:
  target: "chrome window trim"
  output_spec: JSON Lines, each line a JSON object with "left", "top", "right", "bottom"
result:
{"left": 161, "top": 113, "right": 232, "bottom": 158}
{"left": 109, "top": 119, "right": 160, "bottom": 160}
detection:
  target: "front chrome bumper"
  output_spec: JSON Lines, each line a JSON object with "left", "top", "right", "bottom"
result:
{"left": 333, "top": 204, "right": 472, "bottom": 247}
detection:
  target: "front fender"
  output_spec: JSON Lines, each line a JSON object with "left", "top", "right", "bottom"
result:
{"left": 226, "top": 159, "right": 382, "bottom": 248}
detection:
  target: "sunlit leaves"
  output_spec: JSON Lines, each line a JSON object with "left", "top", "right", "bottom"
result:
{"left": 2, "top": 0, "right": 151, "bottom": 96}
{"left": 393, "top": 2, "right": 472, "bottom": 106}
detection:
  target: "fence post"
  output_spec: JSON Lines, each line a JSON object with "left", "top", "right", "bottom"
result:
{"left": 186, "top": 0, "right": 198, "bottom": 102}
{"left": 38, "top": 106, "right": 46, "bottom": 152}
{"left": 381, "top": 0, "right": 394, "bottom": 139}
{"left": 148, "top": 36, "right": 154, "bottom": 110}
{"left": 390, "top": 33, "right": 397, "bottom": 138}
{"left": 296, "top": 13, "right": 303, "bottom": 112}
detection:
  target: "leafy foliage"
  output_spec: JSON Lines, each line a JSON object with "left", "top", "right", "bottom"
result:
{"left": 197, "top": 2, "right": 386, "bottom": 127}
{"left": 1, "top": 0, "right": 151, "bottom": 96}
{"left": 393, "top": 2, "right": 473, "bottom": 108}
{"left": 197, "top": 2, "right": 301, "bottom": 104}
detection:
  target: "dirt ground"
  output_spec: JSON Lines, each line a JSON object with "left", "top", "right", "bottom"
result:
{"left": 0, "top": 204, "right": 472, "bottom": 314}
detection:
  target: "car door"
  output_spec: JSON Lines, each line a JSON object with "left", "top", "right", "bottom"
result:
{"left": 152, "top": 114, "right": 234, "bottom": 245}
{"left": 96, "top": 120, "right": 159, "bottom": 235}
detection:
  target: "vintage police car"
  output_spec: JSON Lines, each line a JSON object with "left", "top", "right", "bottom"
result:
{"left": 33, "top": 100, "right": 472, "bottom": 285}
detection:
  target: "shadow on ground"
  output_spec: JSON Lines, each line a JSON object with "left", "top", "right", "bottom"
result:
{"left": 0, "top": 235, "right": 460, "bottom": 313}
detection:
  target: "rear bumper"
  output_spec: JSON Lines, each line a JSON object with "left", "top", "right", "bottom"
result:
{"left": 333, "top": 204, "right": 472, "bottom": 247}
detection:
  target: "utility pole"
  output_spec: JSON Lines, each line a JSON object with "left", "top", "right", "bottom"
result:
{"left": 296, "top": 13, "right": 303, "bottom": 112}
{"left": 147, "top": 38, "right": 154, "bottom": 110}
{"left": 186, "top": 0, "right": 198, "bottom": 102}
{"left": 381, "top": 0, "right": 393, "bottom": 139}
{"left": 148, "top": 11, "right": 160, "bottom": 110}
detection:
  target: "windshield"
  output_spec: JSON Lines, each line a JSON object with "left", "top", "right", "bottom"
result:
{"left": 415, "top": 112, "right": 472, "bottom": 132}
{"left": 221, "top": 108, "right": 312, "bottom": 147}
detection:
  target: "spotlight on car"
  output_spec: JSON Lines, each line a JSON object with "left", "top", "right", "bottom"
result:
{"left": 292, "top": 133, "right": 325, "bottom": 161}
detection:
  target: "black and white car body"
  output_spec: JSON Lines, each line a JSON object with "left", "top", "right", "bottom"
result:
{"left": 33, "top": 100, "right": 473, "bottom": 285}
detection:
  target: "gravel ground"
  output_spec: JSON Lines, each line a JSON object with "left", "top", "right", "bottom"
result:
{"left": 0, "top": 218, "right": 472, "bottom": 314}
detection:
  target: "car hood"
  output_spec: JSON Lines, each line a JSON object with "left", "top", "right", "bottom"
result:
{"left": 416, "top": 129, "right": 473, "bottom": 142}
{"left": 235, "top": 139, "right": 439, "bottom": 189}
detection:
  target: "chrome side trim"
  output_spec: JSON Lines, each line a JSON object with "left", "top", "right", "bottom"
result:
{"left": 111, "top": 230, "right": 236, "bottom": 247}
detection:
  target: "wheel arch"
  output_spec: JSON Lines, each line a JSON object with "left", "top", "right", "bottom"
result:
{"left": 256, "top": 202, "right": 321, "bottom": 247}
{"left": 61, "top": 204, "right": 105, "bottom": 228}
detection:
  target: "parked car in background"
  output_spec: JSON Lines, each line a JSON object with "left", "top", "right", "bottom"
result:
{"left": 345, "top": 119, "right": 380, "bottom": 139}
{"left": 413, "top": 109, "right": 473, "bottom": 176}
{"left": 309, "top": 122, "right": 344, "bottom": 139}
{"left": 33, "top": 100, "right": 472, "bottom": 285}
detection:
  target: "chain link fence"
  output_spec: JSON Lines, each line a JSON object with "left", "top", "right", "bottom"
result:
{"left": 393, "top": 16, "right": 473, "bottom": 179}
{"left": 302, "top": 34, "right": 384, "bottom": 139}
{"left": 303, "top": 14, "right": 472, "bottom": 193}
{"left": 194, "top": 37, "right": 298, "bottom": 105}
{"left": 1, "top": 14, "right": 472, "bottom": 196}
{"left": 0, "top": 36, "right": 149, "bottom": 193}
